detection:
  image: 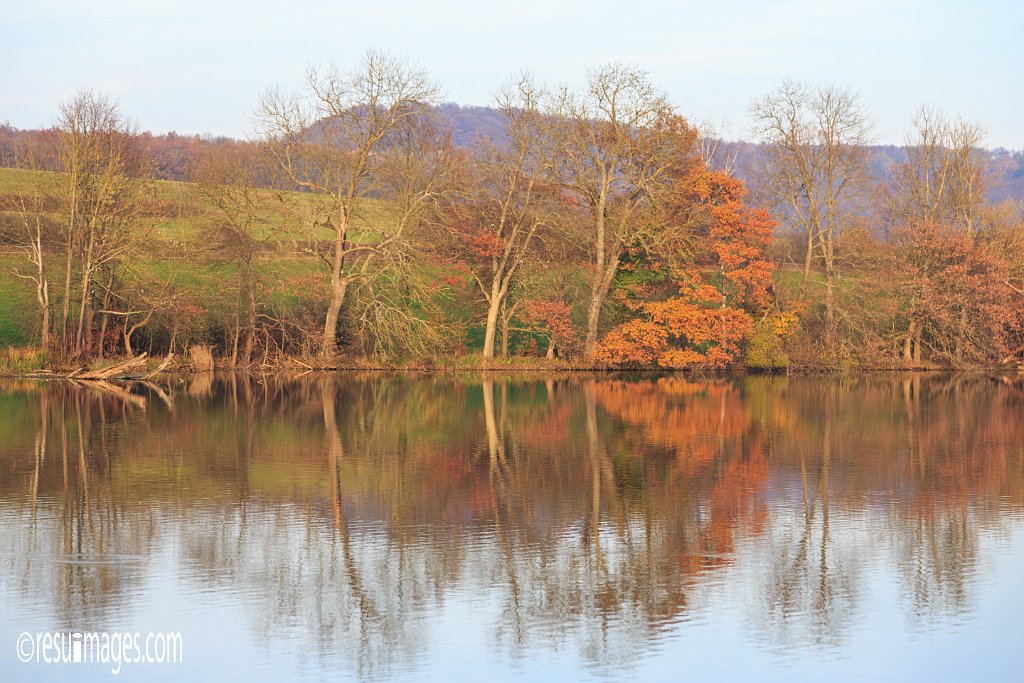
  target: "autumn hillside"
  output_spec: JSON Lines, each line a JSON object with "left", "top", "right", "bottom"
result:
{"left": 2, "top": 62, "right": 1023, "bottom": 372}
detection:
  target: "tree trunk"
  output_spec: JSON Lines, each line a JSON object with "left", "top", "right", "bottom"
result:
{"left": 584, "top": 286, "right": 602, "bottom": 357}
{"left": 61, "top": 246, "right": 73, "bottom": 352}
{"left": 585, "top": 191, "right": 609, "bottom": 357}
{"left": 97, "top": 313, "right": 108, "bottom": 360}
{"left": 123, "top": 309, "right": 154, "bottom": 357}
{"left": 500, "top": 314, "right": 510, "bottom": 358}
{"left": 584, "top": 252, "right": 621, "bottom": 357}
{"left": 95, "top": 283, "right": 111, "bottom": 360}
{"left": 83, "top": 304, "right": 95, "bottom": 356}
{"left": 903, "top": 319, "right": 917, "bottom": 362}
{"left": 40, "top": 282, "right": 50, "bottom": 350}
{"left": 803, "top": 227, "right": 814, "bottom": 282}
{"left": 824, "top": 263, "right": 836, "bottom": 345}
{"left": 321, "top": 207, "right": 351, "bottom": 360}
{"left": 75, "top": 233, "right": 95, "bottom": 352}
{"left": 241, "top": 262, "right": 256, "bottom": 364}
{"left": 231, "top": 315, "right": 240, "bottom": 368}
{"left": 122, "top": 317, "right": 132, "bottom": 356}
{"left": 322, "top": 283, "right": 345, "bottom": 359}
{"left": 482, "top": 293, "right": 501, "bottom": 359}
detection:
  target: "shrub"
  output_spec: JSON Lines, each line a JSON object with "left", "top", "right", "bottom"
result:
{"left": 744, "top": 317, "right": 789, "bottom": 371}
{"left": 187, "top": 344, "right": 215, "bottom": 372}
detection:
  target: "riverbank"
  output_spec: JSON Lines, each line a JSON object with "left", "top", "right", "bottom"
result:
{"left": 3, "top": 345, "right": 1020, "bottom": 379}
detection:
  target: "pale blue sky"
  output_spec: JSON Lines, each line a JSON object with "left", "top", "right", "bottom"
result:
{"left": 2, "top": 0, "right": 1021, "bottom": 148}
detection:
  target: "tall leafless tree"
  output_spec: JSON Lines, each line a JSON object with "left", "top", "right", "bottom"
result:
{"left": 29, "top": 90, "right": 152, "bottom": 357}
{"left": 191, "top": 146, "right": 271, "bottom": 365}
{"left": 255, "top": 50, "right": 441, "bottom": 358}
{"left": 751, "top": 81, "right": 873, "bottom": 343}
{"left": 888, "top": 106, "right": 988, "bottom": 236}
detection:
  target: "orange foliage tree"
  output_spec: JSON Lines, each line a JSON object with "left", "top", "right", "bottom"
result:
{"left": 595, "top": 170, "right": 776, "bottom": 368}
{"left": 893, "top": 220, "right": 1017, "bottom": 365}
{"left": 521, "top": 297, "right": 576, "bottom": 358}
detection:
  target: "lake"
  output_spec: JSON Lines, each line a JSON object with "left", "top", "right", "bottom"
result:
{"left": 1, "top": 373, "right": 1022, "bottom": 681}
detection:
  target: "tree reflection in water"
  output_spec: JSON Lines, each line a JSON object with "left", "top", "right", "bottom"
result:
{"left": 0, "top": 373, "right": 1021, "bottom": 678}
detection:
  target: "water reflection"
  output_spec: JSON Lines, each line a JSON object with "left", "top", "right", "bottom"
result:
{"left": 0, "top": 373, "right": 1022, "bottom": 680}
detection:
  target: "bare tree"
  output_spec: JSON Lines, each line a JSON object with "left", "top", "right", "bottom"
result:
{"left": 751, "top": 81, "right": 873, "bottom": 342}
{"left": 888, "top": 106, "right": 988, "bottom": 235}
{"left": 191, "top": 146, "right": 271, "bottom": 364}
{"left": 554, "top": 64, "right": 698, "bottom": 355}
{"left": 54, "top": 90, "right": 150, "bottom": 355}
{"left": 255, "top": 50, "right": 441, "bottom": 358}
{"left": 346, "top": 114, "right": 455, "bottom": 358}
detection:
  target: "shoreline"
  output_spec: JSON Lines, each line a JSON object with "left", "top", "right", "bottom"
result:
{"left": 4, "top": 345, "right": 1021, "bottom": 380}
{"left": 3, "top": 360, "right": 1018, "bottom": 380}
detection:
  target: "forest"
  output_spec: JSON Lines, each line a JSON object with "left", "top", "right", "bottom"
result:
{"left": 2, "top": 51, "right": 1023, "bottom": 372}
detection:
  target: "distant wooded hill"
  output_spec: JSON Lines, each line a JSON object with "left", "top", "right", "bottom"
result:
{"left": 4, "top": 103, "right": 1023, "bottom": 203}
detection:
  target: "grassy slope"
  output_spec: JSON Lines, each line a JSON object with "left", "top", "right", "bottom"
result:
{"left": 0, "top": 167, "right": 452, "bottom": 351}
{"left": 1, "top": 168, "right": 322, "bottom": 347}
{"left": 0, "top": 254, "right": 36, "bottom": 346}
{"left": 1, "top": 167, "right": 822, "bottom": 356}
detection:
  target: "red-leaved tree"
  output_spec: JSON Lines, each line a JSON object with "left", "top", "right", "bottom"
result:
{"left": 595, "top": 170, "right": 776, "bottom": 368}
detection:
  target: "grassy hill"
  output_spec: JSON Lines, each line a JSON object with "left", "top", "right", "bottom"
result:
{"left": 0, "top": 167, "right": 344, "bottom": 348}
{"left": 0, "top": 166, "right": 823, "bottom": 358}
{"left": 0, "top": 167, "right": 540, "bottom": 355}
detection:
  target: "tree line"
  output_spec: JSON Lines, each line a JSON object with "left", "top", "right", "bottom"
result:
{"left": 2, "top": 50, "right": 1023, "bottom": 369}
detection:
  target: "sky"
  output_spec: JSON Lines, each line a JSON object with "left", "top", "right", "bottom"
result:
{"left": 2, "top": 0, "right": 1022, "bottom": 148}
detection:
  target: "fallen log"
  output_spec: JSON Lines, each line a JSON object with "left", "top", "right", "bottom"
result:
{"left": 143, "top": 353, "right": 175, "bottom": 380}
{"left": 76, "top": 354, "right": 148, "bottom": 380}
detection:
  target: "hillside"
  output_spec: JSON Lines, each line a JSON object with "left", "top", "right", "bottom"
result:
{"left": 5, "top": 106, "right": 1023, "bottom": 205}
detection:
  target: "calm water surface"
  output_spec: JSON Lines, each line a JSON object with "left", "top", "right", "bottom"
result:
{"left": 1, "top": 373, "right": 1022, "bottom": 681}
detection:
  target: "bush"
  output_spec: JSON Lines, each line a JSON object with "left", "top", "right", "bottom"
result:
{"left": 744, "top": 318, "right": 789, "bottom": 371}
{"left": 0, "top": 347, "right": 50, "bottom": 376}
{"left": 187, "top": 344, "right": 215, "bottom": 372}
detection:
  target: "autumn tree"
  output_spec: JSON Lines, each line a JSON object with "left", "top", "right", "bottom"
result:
{"left": 751, "top": 81, "right": 873, "bottom": 343}
{"left": 982, "top": 205, "right": 1024, "bottom": 360}
{"left": 891, "top": 220, "right": 1014, "bottom": 366}
{"left": 887, "top": 108, "right": 994, "bottom": 361}
{"left": 442, "top": 75, "right": 558, "bottom": 358}
{"left": 554, "top": 64, "right": 701, "bottom": 356}
{"left": 255, "top": 50, "right": 441, "bottom": 358}
{"left": 596, "top": 170, "right": 776, "bottom": 368}
{"left": 521, "top": 296, "right": 576, "bottom": 358}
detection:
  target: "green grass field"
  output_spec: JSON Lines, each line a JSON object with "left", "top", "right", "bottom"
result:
{"left": 0, "top": 254, "right": 36, "bottom": 346}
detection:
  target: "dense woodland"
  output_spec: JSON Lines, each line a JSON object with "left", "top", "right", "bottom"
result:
{"left": 2, "top": 51, "right": 1023, "bottom": 370}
